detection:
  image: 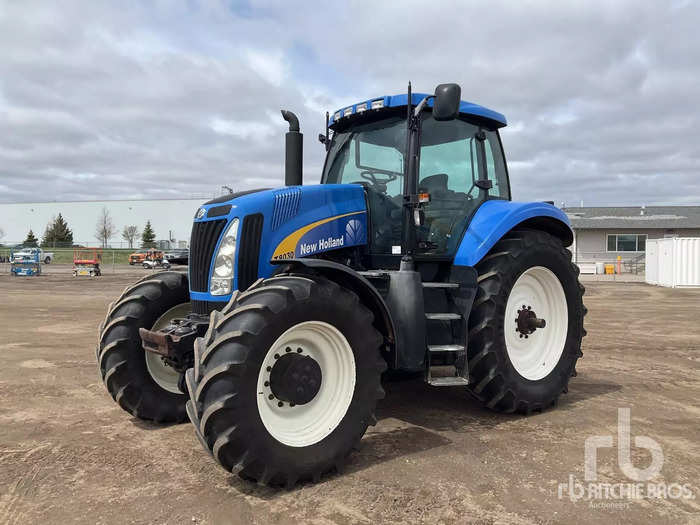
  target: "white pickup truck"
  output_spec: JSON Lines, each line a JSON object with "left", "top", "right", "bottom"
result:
{"left": 12, "top": 248, "right": 54, "bottom": 264}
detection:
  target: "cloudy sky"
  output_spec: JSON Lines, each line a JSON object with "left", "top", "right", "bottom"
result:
{"left": 1, "top": 0, "right": 698, "bottom": 206}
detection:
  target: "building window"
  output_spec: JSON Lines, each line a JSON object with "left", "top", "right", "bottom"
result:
{"left": 606, "top": 234, "right": 647, "bottom": 252}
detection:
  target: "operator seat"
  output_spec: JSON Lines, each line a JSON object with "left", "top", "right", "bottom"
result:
{"left": 418, "top": 173, "right": 470, "bottom": 251}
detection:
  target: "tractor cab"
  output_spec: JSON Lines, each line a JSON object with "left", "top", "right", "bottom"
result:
{"left": 322, "top": 89, "right": 510, "bottom": 260}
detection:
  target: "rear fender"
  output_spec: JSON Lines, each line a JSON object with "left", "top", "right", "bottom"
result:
{"left": 455, "top": 201, "right": 573, "bottom": 267}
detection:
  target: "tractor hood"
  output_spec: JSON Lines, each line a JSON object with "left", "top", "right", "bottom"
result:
{"left": 190, "top": 184, "right": 368, "bottom": 301}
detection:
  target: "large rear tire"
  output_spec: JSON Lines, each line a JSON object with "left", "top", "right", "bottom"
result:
{"left": 97, "top": 271, "right": 189, "bottom": 422}
{"left": 186, "top": 274, "right": 386, "bottom": 486}
{"left": 467, "top": 230, "right": 586, "bottom": 414}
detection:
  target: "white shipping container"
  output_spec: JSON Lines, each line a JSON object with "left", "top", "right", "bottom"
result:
{"left": 645, "top": 238, "right": 700, "bottom": 288}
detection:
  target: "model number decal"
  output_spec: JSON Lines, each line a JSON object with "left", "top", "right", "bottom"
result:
{"left": 272, "top": 251, "right": 295, "bottom": 261}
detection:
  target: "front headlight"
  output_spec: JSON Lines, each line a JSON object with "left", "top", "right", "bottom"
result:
{"left": 214, "top": 254, "right": 233, "bottom": 277}
{"left": 210, "top": 218, "right": 238, "bottom": 295}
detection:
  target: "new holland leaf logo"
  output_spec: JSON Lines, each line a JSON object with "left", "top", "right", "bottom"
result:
{"left": 345, "top": 219, "right": 364, "bottom": 245}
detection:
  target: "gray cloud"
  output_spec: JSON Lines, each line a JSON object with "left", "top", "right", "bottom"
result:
{"left": 0, "top": 0, "right": 698, "bottom": 206}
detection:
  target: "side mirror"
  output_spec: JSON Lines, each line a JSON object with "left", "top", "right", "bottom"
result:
{"left": 432, "top": 83, "right": 461, "bottom": 121}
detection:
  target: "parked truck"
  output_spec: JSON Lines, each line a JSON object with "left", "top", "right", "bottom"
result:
{"left": 97, "top": 83, "right": 586, "bottom": 487}
{"left": 129, "top": 249, "right": 164, "bottom": 265}
{"left": 11, "top": 247, "right": 53, "bottom": 264}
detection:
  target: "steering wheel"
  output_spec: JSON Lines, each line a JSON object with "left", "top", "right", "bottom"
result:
{"left": 360, "top": 170, "right": 398, "bottom": 193}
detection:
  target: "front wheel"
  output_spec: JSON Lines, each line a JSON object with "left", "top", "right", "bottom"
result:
{"left": 97, "top": 271, "right": 190, "bottom": 422}
{"left": 186, "top": 274, "right": 386, "bottom": 486}
{"left": 467, "top": 230, "right": 586, "bottom": 414}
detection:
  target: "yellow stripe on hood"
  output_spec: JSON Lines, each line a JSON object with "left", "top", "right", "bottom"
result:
{"left": 271, "top": 211, "right": 364, "bottom": 260}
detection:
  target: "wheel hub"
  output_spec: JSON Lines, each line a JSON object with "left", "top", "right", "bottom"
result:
{"left": 515, "top": 305, "right": 546, "bottom": 338}
{"left": 268, "top": 350, "right": 322, "bottom": 406}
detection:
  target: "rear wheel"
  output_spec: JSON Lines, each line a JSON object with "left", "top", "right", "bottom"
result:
{"left": 97, "top": 271, "right": 189, "bottom": 422}
{"left": 186, "top": 274, "right": 386, "bottom": 486}
{"left": 467, "top": 230, "right": 586, "bottom": 413}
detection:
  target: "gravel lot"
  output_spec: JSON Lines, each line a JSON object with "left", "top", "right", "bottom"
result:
{"left": 1, "top": 271, "right": 698, "bottom": 524}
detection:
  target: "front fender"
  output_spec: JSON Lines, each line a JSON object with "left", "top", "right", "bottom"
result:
{"left": 454, "top": 200, "right": 572, "bottom": 267}
{"left": 272, "top": 258, "right": 396, "bottom": 350}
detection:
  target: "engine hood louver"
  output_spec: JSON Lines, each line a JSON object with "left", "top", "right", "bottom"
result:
{"left": 271, "top": 187, "right": 301, "bottom": 231}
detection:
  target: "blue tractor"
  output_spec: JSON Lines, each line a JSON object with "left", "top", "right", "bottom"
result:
{"left": 97, "top": 83, "right": 585, "bottom": 486}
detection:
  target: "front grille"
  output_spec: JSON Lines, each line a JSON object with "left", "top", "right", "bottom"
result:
{"left": 189, "top": 219, "right": 227, "bottom": 292}
{"left": 207, "top": 204, "right": 232, "bottom": 217}
{"left": 237, "top": 213, "right": 264, "bottom": 291}
{"left": 192, "top": 300, "right": 225, "bottom": 315}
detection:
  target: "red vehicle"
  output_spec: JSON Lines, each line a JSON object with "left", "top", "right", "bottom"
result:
{"left": 72, "top": 248, "right": 102, "bottom": 277}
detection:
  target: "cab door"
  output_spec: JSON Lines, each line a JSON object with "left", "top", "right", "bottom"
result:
{"left": 416, "top": 115, "right": 510, "bottom": 256}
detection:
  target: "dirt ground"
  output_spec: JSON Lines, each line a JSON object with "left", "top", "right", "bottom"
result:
{"left": 0, "top": 271, "right": 698, "bottom": 524}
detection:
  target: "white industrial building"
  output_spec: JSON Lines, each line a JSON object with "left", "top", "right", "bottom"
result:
{"left": 0, "top": 198, "right": 206, "bottom": 248}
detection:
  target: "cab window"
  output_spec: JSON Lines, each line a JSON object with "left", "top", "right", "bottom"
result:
{"left": 417, "top": 116, "right": 508, "bottom": 254}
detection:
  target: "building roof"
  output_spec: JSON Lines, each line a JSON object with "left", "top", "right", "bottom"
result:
{"left": 563, "top": 206, "right": 700, "bottom": 230}
{"left": 329, "top": 92, "right": 506, "bottom": 128}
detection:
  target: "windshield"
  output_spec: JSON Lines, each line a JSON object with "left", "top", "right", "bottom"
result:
{"left": 323, "top": 117, "right": 406, "bottom": 198}
{"left": 323, "top": 117, "right": 407, "bottom": 254}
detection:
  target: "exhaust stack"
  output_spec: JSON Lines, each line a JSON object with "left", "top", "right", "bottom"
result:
{"left": 281, "top": 110, "right": 303, "bottom": 186}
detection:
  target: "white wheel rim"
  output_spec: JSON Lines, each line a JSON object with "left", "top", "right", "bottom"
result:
{"left": 144, "top": 302, "right": 190, "bottom": 394}
{"left": 256, "top": 321, "right": 356, "bottom": 448}
{"left": 504, "top": 266, "right": 568, "bottom": 380}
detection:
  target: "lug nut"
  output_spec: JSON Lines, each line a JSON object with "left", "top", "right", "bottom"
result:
{"left": 266, "top": 366, "right": 272, "bottom": 372}
{"left": 268, "top": 394, "right": 274, "bottom": 400}
{"left": 296, "top": 348, "right": 302, "bottom": 353}
{"left": 264, "top": 381, "right": 269, "bottom": 387}
{"left": 278, "top": 402, "right": 283, "bottom": 407}
{"left": 274, "top": 353, "right": 280, "bottom": 360}
{"left": 285, "top": 347, "right": 291, "bottom": 353}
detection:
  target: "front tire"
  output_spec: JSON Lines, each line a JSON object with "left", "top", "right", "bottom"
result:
{"left": 97, "top": 271, "right": 189, "bottom": 422}
{"left": 467, "top": 230, "right": 586, "bottom": 414}
{"left": 186, "top": 274, "right": 386, "bottom": 486}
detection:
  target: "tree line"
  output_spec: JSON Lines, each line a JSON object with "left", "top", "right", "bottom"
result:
{"left": 10, "top": 207, "right": 159, "bottom": 249}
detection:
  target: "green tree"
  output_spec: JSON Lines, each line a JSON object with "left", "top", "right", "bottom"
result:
{"left": 141, "top": 220, "right": 156, "bottom": 248}
{"left": 41, "top": 213, "right": 74, "bottom": 248}
{"left": 23, "top": 229, "right": 39, "bottom": 247}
